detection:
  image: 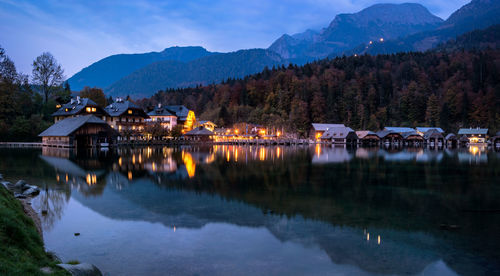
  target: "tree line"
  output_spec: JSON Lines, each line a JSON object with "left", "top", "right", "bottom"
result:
{"left": 137, "top": 49, "right": 500, "bottom": 137}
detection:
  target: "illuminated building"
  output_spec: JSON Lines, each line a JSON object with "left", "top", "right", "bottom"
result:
{"left": 458, "top": 128, "right": 489, "bottom": 144}
{"left": 146, "top": 103, "right": 178, "bottom": 130}
{"left": 104, "top": 98, "right": 149, "bottom": 140}
{"left": 311, "top": 123, "right": 345, "bottom": 141}
{"left": 51, "top": 97, "right": 106, "bottom": 123}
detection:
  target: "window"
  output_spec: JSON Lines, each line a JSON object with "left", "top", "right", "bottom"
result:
{"left": 92, "top": 107, "right": 96, "bottom": 112}
{"left": 65, "top": 108, "right": 69, "bottom": 112}
{"left": 128, "top": 110, "right": 132, "bottom": 115}
{"left": 86, "top": 107, "right": 91, "bottom": 112}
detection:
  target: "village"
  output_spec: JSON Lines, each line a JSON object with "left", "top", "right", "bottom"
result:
{"left": 35, "top": 96, "right": 500, "bottom": 149}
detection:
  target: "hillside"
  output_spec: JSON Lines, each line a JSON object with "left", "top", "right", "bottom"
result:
{"left": 357, "top": 0, "right": 500, "bottom": 55}
{"left": 105, "top": 49, "right": 286, "bottom": 98}
{"left": 268, "top": 3, "right": 443, "bottom": 63}
{"left": 137, "top": 48, "right": 500, "bottom": 136}
{"left": 67, "top": 46, "right": 214, "bottom": 91}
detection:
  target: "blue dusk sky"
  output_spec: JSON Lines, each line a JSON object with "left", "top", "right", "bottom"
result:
{"left": 0, "top": 0, "right": 469, "bottom": 77}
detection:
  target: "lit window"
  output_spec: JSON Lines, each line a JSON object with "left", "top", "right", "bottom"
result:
{"left": 86, "top": 107, "right": 91, "bottom": 112}
{"left": 92, "top": 107, "right": 96, "bottom": 112}
{"left": 128, "top": 110, "right": 132, "bottom": 114}
{"left": 65, "top": 108, "right": 69, "bottom": 112}
{"left": 56, "top": 104, "right": 61, "bottom": 109}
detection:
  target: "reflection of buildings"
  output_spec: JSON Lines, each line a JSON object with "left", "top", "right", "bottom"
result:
{"left": 312, "top": 145, "right": 353, "bottom": 164}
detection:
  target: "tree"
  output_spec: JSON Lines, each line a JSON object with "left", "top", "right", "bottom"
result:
{"left": 425, "top": 94, "right": 440, "bottom": 126}
{"left": 80, "top": 87, "right": 107, "bottom": 107}
{"left": 32, "top": 52, "right": 64, "bottom": 103}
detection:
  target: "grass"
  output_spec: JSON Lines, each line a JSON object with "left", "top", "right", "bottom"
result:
{"left": 0, "top": 185, "right": 69, "bottom": 275}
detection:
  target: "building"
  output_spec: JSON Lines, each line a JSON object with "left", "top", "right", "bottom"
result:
{"left": 52, "top": 97, "right": 106, "bottom": 123}
{"left": 383, "top": 127, "right": 416, "bottom": 134}
{"left": 195, "top": 121, "right": 217, "bottom": 132}
{"left": 401, "top": 131, "right": 424, "bottom": 146}
{"left": 104, "top": 98, "right": 149, "bottom": 139}
{"left": 164, "top": 105, "right": 196, "bottom": 133}
{"left": 376, "top": 130, "right": 403, "bottom": 145}
{"left": 356, "top": 131, "right": 380, "bottom": 145}
{"left": 320, "top": 126, "right": 358, "bottom": 145}
{"left": 311, "top": 123, "right": 345, "bottom": 140}
{"left": 491, "top": 131, "right": 500, "bottom": 148}
{"left": 39, "top": 115, "right": 117, "bottom": 148}
{"left": 457, "top": 128, "right": 489, "bottom": 144}
{"left": 183, "top": 126, "right": 214, "bottom": 142}
{"left": 146, "top": 103, "right": 178, "bottom": 130}
{"left": 445, "top": 133, "right": 458, "bottom": 148}
{"left": 423, "top": 129, "right": 445, "bottom": 147}
{"left": 415, "top": 127, "right": 444, "bottom": 136}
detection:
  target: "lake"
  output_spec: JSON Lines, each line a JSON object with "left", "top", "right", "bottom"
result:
{"left": 1, "top": 145, "right": 499, "bottom": 275}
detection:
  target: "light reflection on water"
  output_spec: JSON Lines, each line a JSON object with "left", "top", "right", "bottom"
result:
{"left": 0, "top": 146, "right": 499, "bottom": 275}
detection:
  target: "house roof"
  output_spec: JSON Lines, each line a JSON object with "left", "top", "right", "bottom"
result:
{"left": 355, "top": 131, "right": 377, "bottom": 139}
{"left": 376, "top": 130, "right": 402, "bottom": 138}
{"left": 39, "top": 115, "right": 107, "bottom": 137}
{"left": 445, "top": 133, "right": 457, "bottom": 140}
{"left": 416, "top": 127, "right": 444, "bottom": 133}
{"left": 458, "top": 128, "right": 488, "bottom": 135}
{"left": 198, "top": 120, "right": 216, "bottom": 126}
{"left": 384, "top": 127, "right": 416, "bottom": 133}
{"left": 320, "top": 126, "right": 356, "bottom": 139}
{"left": 105, "top": 99, "right": 147, "bottom": 117}
{"left": 312, "top": 123, "right": 345, "bottom": 131}
{"left": 423, "top": 129, "right": 444, "bottom": 139}
{"left": 184, "top": 126, "right": 214, "bottom": 136}
{"left": 52, "top": 97, "right": 99, "bottom": 116}
{"left": 164, "top": 105, "right": 190, "bottom": 121}
{"left": 401, "top": 131, "right": 423, "bottom": 139}
{"left": 147, "top": 105, "right": 176, "bottom": 117}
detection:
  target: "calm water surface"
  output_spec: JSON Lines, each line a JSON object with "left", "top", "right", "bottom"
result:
{"left": 1, "top": 145, "right": 499, "bottom": 275}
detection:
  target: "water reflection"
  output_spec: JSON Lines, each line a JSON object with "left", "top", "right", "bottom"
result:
{"left": 1, "top": 146, "right": 499, "bottom": 275}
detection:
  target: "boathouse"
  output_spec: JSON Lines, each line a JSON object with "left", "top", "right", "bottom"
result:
{"left": 355, "top": 131, "right": 380, "bottom": 145}
{"left": 39, "top": 115, "right": 117, "bottom": 148}
{"left": 445, "top": 133, "right": 458, "bottom": 148}
{"left": 384, "top": 127, "right": 416, "bottom": 134}
{"left": 491, "top": 132, "right": 500, "bottom": 148}
{"left": 311, "top": 123, "right": 345, "bottom": 140}
{"left": 320, "top": 126, "right": 358, "bottom": 145}
{"left": 402, "top": 131, "right": 424, "bottom": 146}
{"left": 457, "top": 128, "right": 489, "bottom": 144}
{"left": 52, "top": 97, "right": 107, "bottom": 123}
{"left": 376, "top": 130, "right": 403, "bottom": 146}
{"left": 423, "top": 129, "right": 445, "bottom": 147}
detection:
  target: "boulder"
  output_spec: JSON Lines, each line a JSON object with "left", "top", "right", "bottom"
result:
{"left": 22, "top": 186, "right": 40, "bottom": 197}
{"left": 15, "top": 180, "right": 26, "bottom": 189}
{"left": 1, "top": 181, "right": 12, "bottom": 190}
{"left": 56, "top": 263, "right": 103, "bottom": 276}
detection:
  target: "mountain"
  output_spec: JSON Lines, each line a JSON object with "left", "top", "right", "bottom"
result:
{"left": 105, "top": 49, "right": 286, "bottom": 98}
{"left": 434, "top": 24, "right": 500, "bottom": 52}
{"left": 67, "top": 46, "right": 214, "bottom": 91}
{"left": 357, "top": 0, "right": 500, "bottom": 55}
{"left": 268, "top": 3, "right": 443, "bottom": 63}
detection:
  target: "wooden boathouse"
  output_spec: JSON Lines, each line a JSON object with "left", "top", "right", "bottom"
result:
{"left": 39, "top": 115, "right": 117, "bottom": 148}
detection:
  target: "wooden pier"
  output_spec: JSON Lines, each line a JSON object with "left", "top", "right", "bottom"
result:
{"left": 0, "top": 142, "right": 43, "bottom": 148}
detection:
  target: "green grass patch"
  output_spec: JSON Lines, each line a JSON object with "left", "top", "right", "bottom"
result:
{"left": 0, "top": 185, "right": 69, "bottom": 275}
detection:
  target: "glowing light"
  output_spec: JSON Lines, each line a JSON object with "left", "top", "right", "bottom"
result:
{"left": 152, "top": 162, "right": 156, "bottom": 172}
{"left": 276, "top": 147, "right": 281, "bottom": 159}
{"left": 128, "top": 171, "right": 132, "bottom": 180}
{"left": 259, "top": 130, "right": 266, "bottom": 135}
{"left": 259, "top": 148, "right": 266, "bottom": 161}
{"left": 470, "top": 146, "right": 479, "bottom": 155}
{"left": 277, "top": 131, "right": 281, "bottom": 137}
{"left": 235, "top": 129, "right": 239, "bottom": 135}
{"left": 132, "top": 155, "right": 136, "bottom": 164}
{"left": 315, "top": 144, "right": 321, "bottom": 157}
{"left": 316, "top": 132, "right": 322, "bottom": 140}
{"left": 369, "top": 41, "right": 373, "bottom": 44}
{"left": 91, "top": 107, "right": 96, "bottom": 112}
{"left": 65, "top": 174, "right": 68, "bottom": 182}
{"left": 56, "top": 174, "right": 60, "bottom": 182}
{"left": 118, "top": 157, "right": 122, "bottom": 166}
{"left": 227, "top": 151, "right": 230, "bottom": 162}
{"left": 182, "top": 151, "right": 196, "bottom": 178}
{"left": 128, "top": 110, "right": 132, "bottom": 114}
{"left": 378, "top": 235, "right": 381, "bottom": 245}
{"left": 379, "top": 38, "right": 384, "bottom": 42}
{"left": 235, "top": 149, "right": 238, "bottom": 162}
{"left": 367, "top": 233, "right": 370, "bottom": 241}
{"left": 174, "top": 226, "right": 176, "bottom": 232}
{"left": 56, "top": 104, "right": 61, "bottom": 109}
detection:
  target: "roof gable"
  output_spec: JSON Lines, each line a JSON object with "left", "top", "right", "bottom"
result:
{"left": 312, "top": 123, "right": 345, "bottom": 131}
{"left": 384, "top": 127, "right": 416, "bottom": 133}
{"left": 320, "top": 126, "right": 355, "bottom": 139}
{"left": 39, "top": 115, "right": 106, "bottom": 137}
{"left": 52, "top": 98, "right": 99, "bottom": 116}
{"left": 458, "top": 128, "right": 488, "bottom": 135}
{"left": 416, "top": 127, "right": 444, "bottom": 133}
{"left": 105, "top": 99, "right": 147, "bottom": 117}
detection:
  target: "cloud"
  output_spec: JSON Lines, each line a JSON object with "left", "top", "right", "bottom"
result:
{"left": 0, "top": 0, "right": 470, "bottom": 77}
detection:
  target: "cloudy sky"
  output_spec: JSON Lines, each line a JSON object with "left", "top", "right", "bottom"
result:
{"left": 0, "top": 0, "right": 469, "bottom": 77}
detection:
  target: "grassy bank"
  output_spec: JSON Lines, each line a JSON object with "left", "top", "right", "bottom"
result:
{"left": 0, "top": 185, "right": 68, "bottom": 275}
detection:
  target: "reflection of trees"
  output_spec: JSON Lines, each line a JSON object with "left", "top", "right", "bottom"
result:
{"left": 32, "top": 183, "right": 70, "bottom": 231}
